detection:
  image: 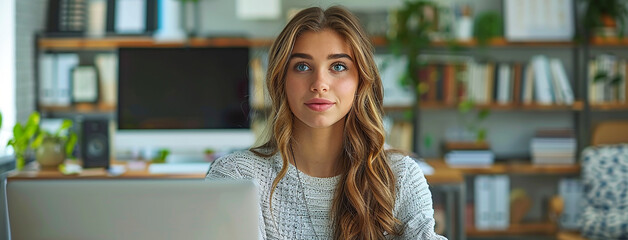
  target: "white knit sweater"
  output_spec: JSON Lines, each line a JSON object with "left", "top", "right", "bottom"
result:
{"left": 205, "top": 150, "right": 447, "bottom": 240}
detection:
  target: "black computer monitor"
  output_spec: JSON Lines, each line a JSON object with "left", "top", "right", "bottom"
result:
{"left": 117, "top": 47, "right": 250, "bottom": 130}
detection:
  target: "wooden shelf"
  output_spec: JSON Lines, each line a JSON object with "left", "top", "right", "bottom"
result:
{"left": 427, "top": 160, "right": 580, "bottom": 175}
{"left": 467, "top": 222, "right": 557, "bottom": 237}
{"left": 39, "top": 36, "right": 578, "bottom": 50}
{"left": 372, "top": 36, "right": 575, "bottom": 48}
{"left": 419, "top": 101, "right": 584, "bottom": 111}
{"left": 38, "top": 37, "right": 275, "bottom": 50}
{"left": 590, "top": 36, "right": 628, "bottom": 46}
{"left": 383, "top": 105, "right": 413, "bottom": 112}
{"left": 39, "top": 103, "right": 116, "bottom": 113}
{"left": 590, "top": 103, "right": 628, "bottom": 110}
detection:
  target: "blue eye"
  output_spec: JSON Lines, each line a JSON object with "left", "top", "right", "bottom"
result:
{"left": 295, "top": 63, "right": 310, "bottom": 72}
{"left": 332, "top": 63, "right": 346, "bottom": 72}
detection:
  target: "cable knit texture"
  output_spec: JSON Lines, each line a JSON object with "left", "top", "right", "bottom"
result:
{"left": 205, "top": 150, "right": 447, "bottom": 240}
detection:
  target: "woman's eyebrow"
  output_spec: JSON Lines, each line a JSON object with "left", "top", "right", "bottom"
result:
{"left": 290, "top": 53, "right": 312, "bottom": 60}
{"left": 289, "top": 53, "right": 353, "bottom": 61}
{"left": 327, "top": 53, "right": 352, "bottom": 61}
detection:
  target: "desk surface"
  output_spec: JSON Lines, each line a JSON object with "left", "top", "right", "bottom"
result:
{"left": 7, "top": 160, "right": 465, "bottom": 185}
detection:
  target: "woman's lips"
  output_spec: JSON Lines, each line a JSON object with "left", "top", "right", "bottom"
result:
{"left": 305, "top": 103, "right": 334, "bottom": 111}
{"left": 305, "top": 98, "right": 335, "bottom": 112}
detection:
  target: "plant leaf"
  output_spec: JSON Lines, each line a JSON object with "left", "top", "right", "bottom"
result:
{"left": 594, "top": 71, "right": 608, "bottom": 82}
{"left": 610, "top": 74, "right": 623, "bottom": 85}
{"left": 13, "top": 123, "right": 24, "bottom": 139}
{"left": 423, "top": 134, "right": 433, "bottom": 149}
{"left": 0, "top": 111, "right": 3, "bottom": 129}
{"left": 56, "top": 119, "right": 73, "bottom": 136}
{"left": 458, "top": 100, "right": 474, "bottom": 113}
{"left": 65, "top": 133, "right": 77, "bottom": 158}
{"left": 478, "top": 109, "right": 490, "bottom": 120}
{"left": 26, "top": 112, "right": 40, "bottom": 127}
{"left": 477, "top": 129, "right": 487, "bottom": 142}
{"left": 31, "top": 133, "right": 44, "bottom": 149}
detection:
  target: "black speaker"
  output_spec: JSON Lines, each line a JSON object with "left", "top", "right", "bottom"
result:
{"left": 81, "top": 119, "right": 110, "bottom": 169}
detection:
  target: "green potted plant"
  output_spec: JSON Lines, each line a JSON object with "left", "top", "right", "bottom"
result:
{"left": 6, "top": 112, "right": 77, "bottom": 170}
{"left": 583, "top": 0, "right": 628, "bottom": 37}
{"left": 473, "top": 11, "right": 502, "bottom": 46}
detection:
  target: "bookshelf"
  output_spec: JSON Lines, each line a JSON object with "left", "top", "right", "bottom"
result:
{"left": 466, "top": 222, "right": 557, "bottom": 237}
{"left": 427, "top": 160, "right": 580, "bottom": 177}
{"left": 419, "top": 101, "right": 585, "bottom": 111}
{"left": 31, "top": 1, "right": 628, "bottom": 239}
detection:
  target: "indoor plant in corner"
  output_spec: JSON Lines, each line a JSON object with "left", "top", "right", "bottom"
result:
{"left": 6, "top": 112, "right": 77, "bottom": 170}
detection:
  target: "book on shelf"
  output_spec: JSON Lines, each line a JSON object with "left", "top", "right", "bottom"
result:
{"left": 588, "top": 54, "right": 628, "bottom": 105}
{"left": 250, "top": 54, "right": 270, "bottom": 109}
{"left": 558, "top": 178, "right": 583, "bottom": 230}
{"left": 443, "top": 141, "right": 494, "bottom": 167}
{"left": 416, "top": 55, "right": 574, "bottom": 106}
{"left": 39, "top": 53, "right": 79, "bottom": 107}
{"left": 94, "top": 54, "right": 118, "bottom": 106}
{"left": 474, "top": 175, "right": 510, "bottom": 230}
{"left": 530, "top": 128, "right": 576, "bottom": 165}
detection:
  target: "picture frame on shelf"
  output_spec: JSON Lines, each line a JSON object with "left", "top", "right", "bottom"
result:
{"left": 71, "top": 65, "right": 100, "bottom": 104}
{"left": 504, "top": 0, "right": 574, "bottom": 41}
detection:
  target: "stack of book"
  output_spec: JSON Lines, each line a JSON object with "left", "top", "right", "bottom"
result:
{"left": 444, "top": 141, "right": 494, "bottom": 167}
{"left": 530, "top": 129, "right": 576, "bottom": 165}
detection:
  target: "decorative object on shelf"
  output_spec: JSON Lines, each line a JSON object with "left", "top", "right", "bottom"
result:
{"left": 6, "top": 112, "right": 77, "bottom": 170}
{"left": 71, "top": 65, "right": 100, "bottom": 103}
{"left": 106, "top": 0, "right": 158, "bottom": 35}
{"left": 81, "top": 119, "right": 110, "bottom": 169}
{"left": 152, "top": 148, "right": 170, "bottom": 163}
{"left": 153, "top": 0, "right": 186, "bottom": 40}
{"left": 45, "top": 0, "right": 88, "bottom": 35}
{"left": 454, "top": 4, "right": 473, "bottom": 41}
{"left": 34, "top": 118, "right": 78, "bottom": 169}
{"left": 87, "top": 0, "right": 107, "bottom": 37}
{"left": 583, "top": 0, "right": 628, "bottom": 38}
{"left": 236, "top": 0, "right": 280, "bottom": 20}
{"left": 473, "top": 11, "right": 503, "bottom": 46}
{"left": 509, "top": 188, "right": 532, "bottom": 225}
{"left": 504, "top": 0, "right": 574, "bottom": 41}
{"left": 204, "top": 148, "right": 216, "bottom": 163}
{"left": 178, "top": 0, "right": 201, "bottom": 37}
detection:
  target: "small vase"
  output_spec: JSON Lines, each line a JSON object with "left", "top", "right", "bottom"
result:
{"left": 36, "top": 137, "right": 66, "bottom": 169}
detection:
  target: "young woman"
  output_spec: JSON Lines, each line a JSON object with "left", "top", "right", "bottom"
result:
{"left": 206, "top": 6, "right": 446, "bottom": 240}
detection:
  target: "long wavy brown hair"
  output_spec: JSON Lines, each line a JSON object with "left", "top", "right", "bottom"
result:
{"left": 251, "top": 6, "right": 401, "bottom": 239}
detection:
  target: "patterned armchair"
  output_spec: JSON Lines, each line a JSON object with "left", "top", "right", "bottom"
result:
{"left": 579, "top": 144, "right": 628, "bottom": 239}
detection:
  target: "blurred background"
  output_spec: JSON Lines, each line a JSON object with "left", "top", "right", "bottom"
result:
{"left": 1, "top": 0, "right": 628, "bottom": 239}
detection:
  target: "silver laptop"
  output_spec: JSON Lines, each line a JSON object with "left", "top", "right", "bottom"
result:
{"left": 6, "top": 179, "right": 259, "bottom": 240}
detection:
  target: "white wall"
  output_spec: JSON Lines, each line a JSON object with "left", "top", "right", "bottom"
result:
{"left": 0, "top": 0, "right": 16, "bottom": 157}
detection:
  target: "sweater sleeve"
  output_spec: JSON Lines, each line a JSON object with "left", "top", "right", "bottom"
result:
{"left": 205, "top": 154, "right": 245, "bottom": 180}
{"left": 204, "top": 154, "right": 267, "bottom": 240}
{"left": 395, "top": 157, "right": 448, "bottom": 240}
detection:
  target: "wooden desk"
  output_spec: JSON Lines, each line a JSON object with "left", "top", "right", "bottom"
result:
{"left": 7, "top": 162, "right": 206, "bottom": 180}
{"left": 8, "top": 160, "right": 467, "bottom": 240}
{"left": 9, "top": 160, "right": 463, "bottom": 183}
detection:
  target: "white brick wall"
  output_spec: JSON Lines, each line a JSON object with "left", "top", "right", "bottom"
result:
{"left": 15, "top": 0, "right": 48, "bottom": 122}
